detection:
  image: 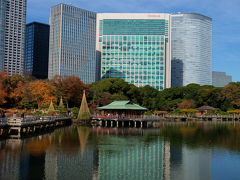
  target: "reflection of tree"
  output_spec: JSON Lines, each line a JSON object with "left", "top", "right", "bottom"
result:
{"left": 180, "top": 126, "right": 197, "bottom": 137}
{"left": 25, "top": 137, "right": 50, "bottom": 156}
{"left": 77, "top": 126, "right": 90, "bottom": 156}
{"left": 161, "top": 124, "right": 240, "bottom": 152}
{"left": 55, "top": 127, "right": 80, "bottom": 155}
{"left": 0, "top": 149, "right": 5, "bottom": 160}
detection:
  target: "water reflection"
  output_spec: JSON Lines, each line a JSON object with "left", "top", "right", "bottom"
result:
{"left": 0, "top": 123, "right": 240, "bottom": 180}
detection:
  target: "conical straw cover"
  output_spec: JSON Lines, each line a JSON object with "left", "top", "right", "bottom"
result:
{"left": 77, "top": 90, "right": 91, "bottom": 120}
{"left": 48, "top": 100, "right": 55, "bottom": 112}
{"left": 59, "top": 96, "right": 64, "bottom": 107}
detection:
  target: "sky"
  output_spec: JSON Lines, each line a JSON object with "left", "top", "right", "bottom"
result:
{"left": 26, "top": 0, "right": 240, "bottom": 81}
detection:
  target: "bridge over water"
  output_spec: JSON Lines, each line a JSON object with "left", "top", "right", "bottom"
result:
{"left": 0, "top": 116, "right": 72, "bottom": 138}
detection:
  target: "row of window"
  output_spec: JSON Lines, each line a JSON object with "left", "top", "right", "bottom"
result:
{"left": 102, "top": 52, "right": 165, "bottom": 56}
{"left": 101, "top": 35, "right": 165, "bottom": 42}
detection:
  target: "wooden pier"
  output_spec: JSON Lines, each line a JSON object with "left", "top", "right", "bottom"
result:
{"left": 0, "top": 116, "right": 72, "bottom": 138}
{"left": 92, "top": 114, "right": 240, "bottom": 128}
{"left": 92, "top": 115, "right": 164, "bottom": 128}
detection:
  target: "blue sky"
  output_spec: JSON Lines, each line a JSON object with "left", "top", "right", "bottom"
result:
{"left": 26, "top": 0, "right": 240, "bottom": 81}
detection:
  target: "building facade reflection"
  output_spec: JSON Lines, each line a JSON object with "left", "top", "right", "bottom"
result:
{"left": 0, "top": 126, "right": 217, "bottom": 180}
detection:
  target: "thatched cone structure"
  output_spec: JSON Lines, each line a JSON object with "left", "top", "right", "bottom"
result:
{"left": 48, "top": 100, "right": 55, "bottom": 112}
{"left": 77, "top": 90, "right": 91, "bottom": 121}
{"left": 59, "top": 96, "right": 64, "bottom": 108}
{"left": 77, "top": 126, "right": 90, "bottom": 156}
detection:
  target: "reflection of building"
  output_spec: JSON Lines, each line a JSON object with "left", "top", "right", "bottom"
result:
{"left": 97, "top": 13, "right": 171, "bottom": 90}
{"left": 44, "top": 127, "right": 98, "bottom": 180}
{"left": 171, "top": 147, "right": 211, "bottom": 180}
{"left": 96, "top": 135, "right": 170, "bottom": 180}
{"left": 0, "top": 140, "right": 21, "bottom": 180}
{"left": 45, "top": 151, "right": 58, "bottom": 180}
{"left": 212, "top": 71, "right": 232, "bottom": 87}
{"left": 0, "top": 139, "right": 46, "bottom": 180}
{"left": 0, "top": 151, "right": 20, "bottom": 180}
{"left": 171, "top": 13, "right": 212, "bottom": 86}
{"left": 48, "top": 4, "right": 97, "bottom": 83}
{"left": 44, "top": 147, "right": 98, "bottom": 180}
{"left": 25, "top": 22, "right": 50, "bottom": 79}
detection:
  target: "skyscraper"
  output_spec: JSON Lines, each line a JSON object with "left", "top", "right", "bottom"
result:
{"left": 1, "top": 0, "right": 27, "bottom": 75}
{"left": 96, "top": 14, "right": 171, "bottom": 90}
{"left": 0, "top": 0, "right": 6, "bottom": 71}
{"left": 25, "top": 22, "right": 50, "bottom": 79}
{"left": 48, "top": 4, "right": 97, "bottom": 84}
{"left": 171, "top": 13, "right": 212, "bottom": 87}
{"left": 212, "top": 71, "right": 232, "bottom": 87}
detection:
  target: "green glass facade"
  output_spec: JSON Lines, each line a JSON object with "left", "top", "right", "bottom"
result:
{"left": 98, "top": 18, "right": 170, "bottom": 90}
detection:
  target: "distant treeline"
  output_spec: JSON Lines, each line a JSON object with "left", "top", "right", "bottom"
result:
{"left": 0, "top": 73, "right": 239, "bottom": 112}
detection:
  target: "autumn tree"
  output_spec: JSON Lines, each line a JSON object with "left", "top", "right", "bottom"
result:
{"left": 219, "top": 82, "right": 240, "bottom": 109}
{"left": 0, "top": 73, "right": 8, "bottom": 106}
{"left": 29, "top": 80, "right": 57, "bottom": 107}
{"left": 0, "top": 84, "right": 7, "bottom": 106}
{"left": 178, "top": 99, "right": 195, "bottom": 109}
{"left": 12, "top": 81, "right": 34, "bottom": 108}
{"left": 51, "top": 76, "right": 89, "bottom": 107}
{"left": 13, "top": 80, "right": 57, "bottom": 108}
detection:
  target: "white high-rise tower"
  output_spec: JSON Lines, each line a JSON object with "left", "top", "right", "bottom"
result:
{"left": 171, "top": 13, "right": 212, "bottom": 86}
{"left": 0, "top": 0, "right": 27, "bottom": 75}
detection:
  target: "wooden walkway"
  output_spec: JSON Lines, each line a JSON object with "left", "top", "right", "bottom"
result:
{"left": 92, "top": 114, "right": 240, "bottom": 128}
{"left": 0, "top": 116, "right": 72, "bottom": 138}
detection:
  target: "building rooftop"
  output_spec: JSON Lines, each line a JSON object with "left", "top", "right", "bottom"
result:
{"left": 196, "top": 106, "right": 215, "bottom": 111}
{"left": 97, "top": 101, "right": 148, "bottom": 111}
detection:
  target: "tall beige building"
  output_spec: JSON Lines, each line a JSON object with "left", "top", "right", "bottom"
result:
{"left": 0, "top": 0, "right": 27, "bottom": 75}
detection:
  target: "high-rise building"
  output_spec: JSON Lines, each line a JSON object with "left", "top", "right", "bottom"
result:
{"left": 1, "top": 0, "right": 27, "bottom": 75}
{"left": 48, "top": 4, "right": 97, "bottom": 84}
{"left": 212, "top": 71, "right": 232, "bottom": 87}
{"left": 25, "top": 22, "right": 50, "bottom": 79}
{"left": 96, "top": 14, "right": 171, "bottom": 90}
{"left": 0, "top": 0, "right": 6, "bottom": 71}
{"left": 171, "top": 13, "right": 212, "bottom": 87}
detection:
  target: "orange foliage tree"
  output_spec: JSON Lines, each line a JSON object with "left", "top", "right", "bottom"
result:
{"left": 14, "top": 80, "right": 57, "bottom": 108}
{"left": 0, "top": 84, "right": 7, "bottom": 106}
{"left": 28, "top": 80, "right": 57, "bottom": 107}
{"left": 0, "top": 74, "right": 26, "bottom": 107}
{"left": 51, "top": 76, "right": 89, "bottom": 107}
{"left": 0, "top": 73, "right": 7, "bottom": 106}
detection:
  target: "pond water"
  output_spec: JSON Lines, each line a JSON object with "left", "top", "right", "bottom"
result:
{"left": 0, "top": 123, "right": 240, "bottom": 180}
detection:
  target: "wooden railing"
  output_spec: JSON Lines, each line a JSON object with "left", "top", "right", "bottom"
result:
{"left": 92, "top": 115, "right": 164, "bottom": 121}
{"left": 92, "top": 114, "right": 240, "bottom": 121}
{"left": 6, "top": 116, "right": 69, "bottom": 126}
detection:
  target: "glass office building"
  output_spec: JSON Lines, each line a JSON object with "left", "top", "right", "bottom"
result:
{"left": 97, "top": 14, "right": 171, "bottom": 90}
{"left": 0, "top": 0, "right": 6, "bottom": 71}
{"left": 48, "top": 4, "right": 97, "bottom": 84}
{"left": 171, "top": 13, "right": 212, "bottom": 86}
{"left": 25, "top": 22, "right": 50, "bottom": 79}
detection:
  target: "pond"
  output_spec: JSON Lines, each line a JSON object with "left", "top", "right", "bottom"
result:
{"left": 0, "top": 123, "right": 240, "bottom": 180}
